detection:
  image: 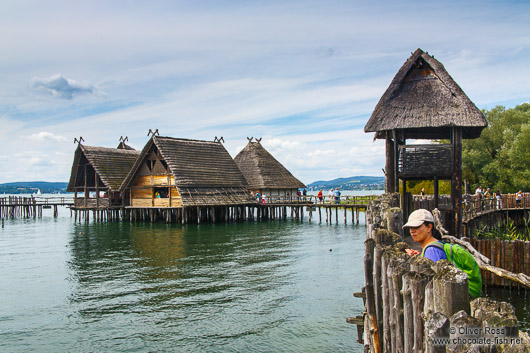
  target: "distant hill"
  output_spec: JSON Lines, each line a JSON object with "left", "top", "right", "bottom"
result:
{"left": 307, "top": 176, "right": 384, "bottom": 191}
{"left": 0, "top": 181, "right": 68, "bottom": 194}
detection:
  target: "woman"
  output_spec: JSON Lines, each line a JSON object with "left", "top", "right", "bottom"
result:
{"left": 317, "top": 189, "right": 323, "bottom": 203}
{"left": 403, "top": 209, "right": 446, "bottom": 262}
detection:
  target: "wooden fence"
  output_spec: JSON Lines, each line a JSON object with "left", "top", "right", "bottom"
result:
{"left": 356, "top": 193, "right": 530, "bottom": 352}
{"left": 469, "top": 238, "right": 530, "bottom": 289}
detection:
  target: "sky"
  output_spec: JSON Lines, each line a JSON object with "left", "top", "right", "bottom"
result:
{"left": 1, "top": 0, "right": 529, "bottom": 185}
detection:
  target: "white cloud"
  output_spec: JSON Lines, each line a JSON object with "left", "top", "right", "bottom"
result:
{"left": 28, "top": 74, "right": 98, "bottom": 99}
{"left": 28, "top": 132, "right": 68, "bottom": 142}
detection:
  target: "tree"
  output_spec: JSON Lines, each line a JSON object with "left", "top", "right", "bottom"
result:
{"left": 462, "top": 103, "right": 530, "bottom": 193}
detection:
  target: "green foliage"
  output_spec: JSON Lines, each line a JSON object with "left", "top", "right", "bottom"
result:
{"left": 404, "top": 180, "right": 451, "bottom": 195}
{"left": 0, "top": 181, "right": 68, "bottom": 194}
{"left": 474, "top": 217, "right": 530, "bottom": 241}
{"left": 463, "top": 103, "right": 530, "bottom": 193}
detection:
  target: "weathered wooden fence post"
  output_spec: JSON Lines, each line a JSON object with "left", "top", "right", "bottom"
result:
{"left": 432, "top": 260, "right": 470, "bottom": 318}
{"left": 364, "top": 238, "right": 381, "bottom": 352}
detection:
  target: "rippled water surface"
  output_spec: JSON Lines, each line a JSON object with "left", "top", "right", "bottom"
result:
{"left": 1, "top": 209, "right": 367, "bottom": 352}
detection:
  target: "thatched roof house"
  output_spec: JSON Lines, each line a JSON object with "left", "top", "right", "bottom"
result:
{"left": 234, "top": 140, "right": 305, "bottom": 196}
{"left": 67, "top": 144, "right": 140, "bottom": 208}
{"left": 364, "top": 48, "right": 487, "bottom": 140}
{"left": 120, "top": 136, "right": 250, "bottom": 207}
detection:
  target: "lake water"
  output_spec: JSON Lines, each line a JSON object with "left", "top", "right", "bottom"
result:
{"left": 0, "top": 204, "right": 368, "bottom": 353}
{"left": 2, "top": 191, "right": 528, "bottom": 352}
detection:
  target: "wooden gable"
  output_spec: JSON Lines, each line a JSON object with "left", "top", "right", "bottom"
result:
{"left": 127, "top": 141, "right": 182, "bottom": 208}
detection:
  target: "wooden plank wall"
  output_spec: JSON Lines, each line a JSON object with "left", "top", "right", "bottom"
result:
{"left": 469, "top": 238, "right": 530, "bottom": 288}
{"left": 130, "top": 174, "right": 182, "bottom": 207}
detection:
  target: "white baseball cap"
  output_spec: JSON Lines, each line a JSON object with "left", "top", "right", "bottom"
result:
{"left": 402, "top": 209, "right": 434, "bottom": 228}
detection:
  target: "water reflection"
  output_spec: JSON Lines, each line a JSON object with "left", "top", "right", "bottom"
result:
{"left": 2, "top": 216, "right": 366, "bottom": 352}
{"left": 66, "top": 221, "right": 317, "bottom": 351}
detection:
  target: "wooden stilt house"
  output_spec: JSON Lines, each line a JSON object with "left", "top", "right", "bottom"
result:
{"left": 364, "top": 48, "right": 487, "bottom": 236}
{"left": 120, "top": 136, "right": 251, "bottom": 210}
{"left": 234, "top": 138, "right": 306, "bottom": 200}
{"left": 67, "top": 144, "right": 141, "bottom": 209}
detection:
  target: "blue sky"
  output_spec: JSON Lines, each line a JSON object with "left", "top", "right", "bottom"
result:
{"left": 1, "top": 0, "right": 529, "bottom": 184}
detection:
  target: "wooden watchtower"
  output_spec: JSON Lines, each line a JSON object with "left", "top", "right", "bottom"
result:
{"left": 364, "top": 48, "right": 487, "bottom": 236}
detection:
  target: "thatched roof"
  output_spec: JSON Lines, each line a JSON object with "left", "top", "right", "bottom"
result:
{"left": 117, "top": 141, "right": 135, "bottom": 150}
{"left": 67, "top": 144, "right": 140, "bottom": 192}
{"left": 121, "top": 136, "right": 250, "bottom": 206}
{"left": 364, "top": 48, "right": 487, "bottom": 139}
{"left": 234, "top": 141, "right": 306, "bottom": 190}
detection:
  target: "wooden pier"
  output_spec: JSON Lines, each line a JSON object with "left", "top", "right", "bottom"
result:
{"left": 72, "top": 194, "right": 377, "bottom": 224}
{"left": 0, "top": 196, "right": 73, "bottom": 221}
{"left": 0, "top": 194, "right": 378, "bottom": 225}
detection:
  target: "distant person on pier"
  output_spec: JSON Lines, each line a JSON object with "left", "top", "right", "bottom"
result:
{"left": 484, "top": 188, "right": 491, "bottom": 198}
{"left": 303, "top": 189, "right": 307, "bottom": 196}
{"left": 328, "top": 188, "right": 334, "bottom": 204}
{"left": 421, "top": 187, "right": 425, "bottom": 200}
{"left": 495, "top": 189, "right": 502, "bottom": 209}
{"left": 516, "top": 190, "right": 522, "bottom": 208}
{"left": 475, "top": 186, "right": 483, "bottom": 199}
{"left": 317, "top": 189, "right": 323, "bottom": 203}
{"left": 334, "top": 188, "right": 341, "bottom": 205}
{"left": 403, "top": 209, "right": 446, "bottom": 262}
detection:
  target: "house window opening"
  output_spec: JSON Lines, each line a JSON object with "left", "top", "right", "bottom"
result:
{"left": 154, "top": 187, "right": 169, "bottom": 198}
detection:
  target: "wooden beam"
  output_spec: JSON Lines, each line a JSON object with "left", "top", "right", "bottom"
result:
{"left": 452, "top": 127, "right": 463, "bottom": 237}
{"left": 386, "top": 132, "right": 395, "bottom": 193}
{"left": 392, "top": 130, "right": 399, "bottom": 193}
{"left": 434, "top": 176, "right": 439, "bottom": 209}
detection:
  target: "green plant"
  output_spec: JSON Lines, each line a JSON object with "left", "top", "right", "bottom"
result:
{"left": 474, "top": 217, "right": 529, "bottom": 241}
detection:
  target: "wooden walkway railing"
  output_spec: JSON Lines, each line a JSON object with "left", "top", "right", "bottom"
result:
{"left": 255, "top": 194, "right": 378, "bottom": 206}
{"left": 0, "top": 196, "right": 74, "bottom": 206}
{"left": 0, "top": 196, "right": 74, "bottom": 220}
{"left": 462, "top": 193, "right": 530, "bottom": 222}
{"left": 411, "top": 193, "right": 530, "bottom": 223}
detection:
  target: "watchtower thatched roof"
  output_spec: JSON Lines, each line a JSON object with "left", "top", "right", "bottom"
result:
{"left": 121, "top": 136, "right": 250, "bottom": 206}
{"left": 364, "top": 48, "right": 487, "bottom": 139}
{"left": 67, "top": 144, "right": 140, "bottom": 192}
{"left": 234, "top": 140, "right": 305, "bottom": 190}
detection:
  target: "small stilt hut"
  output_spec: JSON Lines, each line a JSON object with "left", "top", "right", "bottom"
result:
{"left": 234, "top": 138, "right": 306, "bottom": 201}
{"left": 364, "top": 48, "right": 487, "bottom": 236}
{"left": 67, "top": 143, "right": 140, "bottom": 209}
{"left": 120, "top": 136, "right": 251, "bottom": 220}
